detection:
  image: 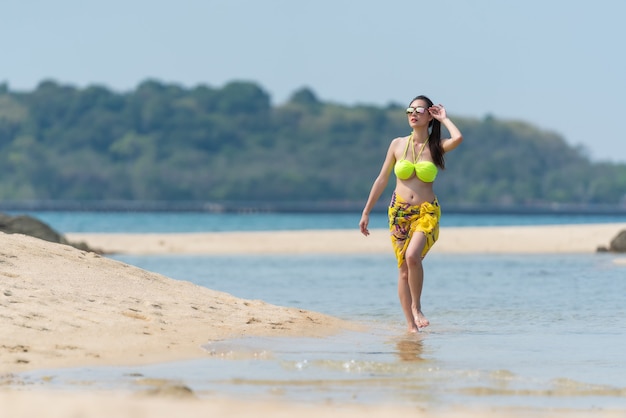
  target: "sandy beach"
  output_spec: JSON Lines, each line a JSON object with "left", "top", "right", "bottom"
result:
{"left": 65, "top": 223, "right": 626, "bottom": 256}
{"left": 2, "top": 224, "right": 625, "bottom": 417}
{"left": 0, "top": 233, "right": 359, "bottom": 375}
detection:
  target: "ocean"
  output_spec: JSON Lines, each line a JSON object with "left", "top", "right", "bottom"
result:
{"left": 13, "top": 210, "right": 626, "bottom": 233}
{"left": 14, "top": 211, "right": 626, "bottom": 410}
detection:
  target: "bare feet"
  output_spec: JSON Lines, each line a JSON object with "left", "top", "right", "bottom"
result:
{"left": 412, "top": 308, "right": 429, "bottom": 329}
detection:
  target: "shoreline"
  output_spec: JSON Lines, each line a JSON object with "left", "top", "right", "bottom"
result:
{"left": 65, "top": 223, "right": 626, "bottom": 256}
{"left": 2, "top": 225, "right": 626, "bottom": 417}
{"left": 3, "top": 223, "right": 625, "bottom": 375}
{"left": 2, "top": 391, "right": 623, "bottom": 418}
{"left": 0, "top": 233, "right": 362, "bottom": 376}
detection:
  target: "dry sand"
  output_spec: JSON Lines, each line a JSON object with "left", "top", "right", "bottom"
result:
{"left": 0, "top": 233, "right": 358, "bottom": 375}
{"left": 2, "top": 224, "right": 626, "bottom": 417}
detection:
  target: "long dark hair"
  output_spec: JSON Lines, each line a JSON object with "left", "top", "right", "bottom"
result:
{"left": 411, "top": 95, "right": 445, "bottom": 169}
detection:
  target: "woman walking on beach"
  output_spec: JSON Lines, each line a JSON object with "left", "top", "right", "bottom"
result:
{"left": 359, "top": 95, "right": 463, "bottom": 332}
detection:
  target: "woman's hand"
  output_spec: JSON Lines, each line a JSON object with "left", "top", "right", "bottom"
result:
{"left": 429, "top": 104, "right": 447, "bottom": 121}
{"left": 359, "top": 214, "right": 370, "bottom": 236}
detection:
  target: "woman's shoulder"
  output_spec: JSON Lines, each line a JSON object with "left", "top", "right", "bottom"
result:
{"left": 390, "top": 135, "right": 408, "bottom": 146}
{"left": 386, "top": 136, "right": 408, "bottom": 158}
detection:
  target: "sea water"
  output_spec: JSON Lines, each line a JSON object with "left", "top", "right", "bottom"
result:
{"left": 12, "top": 210, "right": 626, "bottom": 232}
{"left": 12, "top": 212, "right": 626, "bottom": 409}
{"left": 18, "top": 252, "right": 626, "bottom": 409}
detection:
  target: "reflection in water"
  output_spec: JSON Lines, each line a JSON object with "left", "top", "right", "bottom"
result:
{"left": 395, "top": 335, "right": 425, "bottom": 362}
{"left": 18, "top": 329, "right": 626, "bottom": 410}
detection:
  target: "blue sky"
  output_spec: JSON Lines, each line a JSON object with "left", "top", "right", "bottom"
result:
{"left": 3, "top": 0, "right": 625, "bottom": 162}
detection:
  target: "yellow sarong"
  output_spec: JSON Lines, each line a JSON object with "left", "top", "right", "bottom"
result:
{"left": 388, "top": 193, "right": 441, "bottom": 267}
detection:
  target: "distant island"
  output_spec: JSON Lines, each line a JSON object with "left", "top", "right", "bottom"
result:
{"left": 1, "top": 80, "right": 625, "bottom": 210}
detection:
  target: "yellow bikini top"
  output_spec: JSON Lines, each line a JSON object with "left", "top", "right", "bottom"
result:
{"left": 393, "top": 134, "right": 438, "bottom": 183}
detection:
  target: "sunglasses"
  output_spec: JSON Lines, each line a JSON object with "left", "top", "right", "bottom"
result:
{"left": 406, "top": 107, "right": 427, "bottom": 115}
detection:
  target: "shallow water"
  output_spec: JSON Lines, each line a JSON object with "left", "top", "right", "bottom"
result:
{"left": 19, "top": 252, "right": 626, "bottom": 409}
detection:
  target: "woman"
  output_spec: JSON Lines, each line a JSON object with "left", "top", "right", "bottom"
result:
{"left": 359, "top": 95, "right": 463, "bottom": 332}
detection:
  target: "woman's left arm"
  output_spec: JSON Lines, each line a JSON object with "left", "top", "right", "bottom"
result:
{"left": 429, "top": 104, "right": 463, "bottom": 152}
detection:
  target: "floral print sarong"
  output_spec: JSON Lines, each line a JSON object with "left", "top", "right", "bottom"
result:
{"left": 388, "top": 192, "right": 441, "bottom": 267}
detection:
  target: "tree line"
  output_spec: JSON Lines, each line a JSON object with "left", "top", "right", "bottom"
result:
{"left": 1, "top": 79, "right": 625, "bottom": 210}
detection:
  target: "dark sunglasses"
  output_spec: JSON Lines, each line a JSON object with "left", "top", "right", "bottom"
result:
{"left": 406, "top": 107, "right": 426, "bottom": 115}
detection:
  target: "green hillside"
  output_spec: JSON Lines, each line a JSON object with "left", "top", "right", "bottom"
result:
{"left": 1, "top": 80, "right": 625, "bottom": 210}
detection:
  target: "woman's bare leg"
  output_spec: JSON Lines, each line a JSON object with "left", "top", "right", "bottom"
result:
{"left": 397, "top": 264, "right": 418, "bottom": 332}
{"left": 405, "top": 232, "right": 429, "bottom": 329}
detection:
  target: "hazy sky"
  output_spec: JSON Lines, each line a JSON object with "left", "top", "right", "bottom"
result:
{"left": 3, "top": 0, "right": 625, "bottom": 162}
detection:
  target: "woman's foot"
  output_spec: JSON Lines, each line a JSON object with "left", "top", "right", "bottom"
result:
{"left": 413, "top": 309, "right": 429, "bottom": 329}
{"left": 407, "top": 324, "right": 419, "bottom": 333}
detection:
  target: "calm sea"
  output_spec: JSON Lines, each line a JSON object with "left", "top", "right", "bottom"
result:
{"left": 12, "top": 210, "right": 626, "bottom": 233}
{"left": 16, "top": 211, "right": 626, "bottom": 411}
